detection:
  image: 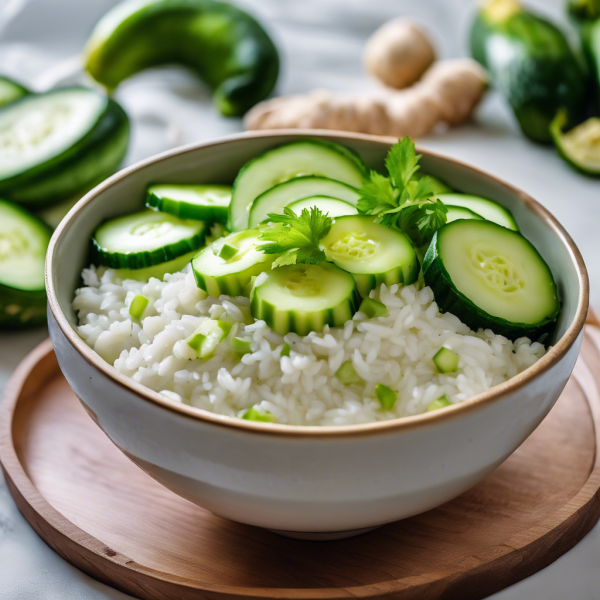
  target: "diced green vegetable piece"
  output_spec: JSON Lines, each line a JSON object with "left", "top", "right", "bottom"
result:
{"left": 186, "top": 319, "right": 232, "bottom": 358}
{"left": 281, "top": 342, "right": 291, "bottom": 357}
{"left": 232, "top": 336, "right": 252, "bottom": 357}
{"left": 427, "top": 395, "right": 452, "bottom": 412}
{"left": 375, "top": 383, "right": 397, "bottom": 410}
{"left": 218, "top": 243, "right": 238, "bottom": 261}
{"left": 433, "top": 347, "right": 460, "bottom": 373}
{"left": 242, "top": 407, "right": 276, "bottom": 422}
{"left": 433, "top": 347, "right": 459, "bottom": 373}
{"left": 129, "top": 294, "right": 149, "bottom": 319}
{"left": 359, "top": 297, "right": 387, "bottom": 319}
{"left": 335, "top": 361, "right": 362, "bottom": 385}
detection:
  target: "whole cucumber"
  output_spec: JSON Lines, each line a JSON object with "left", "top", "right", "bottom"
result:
{"left": 471, "top": 0, "right": 587, "bottom": 143}
{"left": 84, "top": 0, "right": 280, "bottom": 117}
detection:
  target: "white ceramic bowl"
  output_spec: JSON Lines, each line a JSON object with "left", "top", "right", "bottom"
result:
{"left": 47, "top": 131, "right": 588, "bottom": 539}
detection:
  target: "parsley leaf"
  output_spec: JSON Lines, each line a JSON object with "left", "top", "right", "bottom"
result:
{"left": 357, "top": 137, "right": 447, "bottom": 247}
{"left": 256, "top": 207, "right": 332, "bottom": 268}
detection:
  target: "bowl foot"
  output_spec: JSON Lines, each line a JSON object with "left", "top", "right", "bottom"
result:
{"left": 268, "top": 525, "right": 382, "bottom": 540}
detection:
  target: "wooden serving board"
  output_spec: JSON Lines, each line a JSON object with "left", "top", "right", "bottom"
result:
{"left": 2, "top": 317, "right": 600, "bottom": 600}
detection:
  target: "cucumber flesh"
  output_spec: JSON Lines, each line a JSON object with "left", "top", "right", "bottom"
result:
{"left": 93, "top": 209, "right": 208, "bottom": 269}
{"left": 427, "top": 396, "right": 451, "bottom": 411}
{"left": 551, "top": 110, "right": 600, "bottom": 176}
{"left": 321, "top": 215, "right": 419, "bottom": 297}
{"left": 433, "top": 347, "right": 459, "bottom": 373}
{"left": 192, "top": 229, "right": 274, "bottom": 296}
{"left": 0, "top": 76, "right": 29, "bottom": 108}
{"left": 248, "top": 176, "right": 361, "bottom": 227}
{"left": 286, "top": 196, "right": 358, "bottom": 219}
{"left": 335, "top": 361, "right": 362, "bottom": 385}
{"left": 446, "top": 206, "right": 484, "bottom": 223}
{"left": 250, "top": 262, "right": 359, "bottom": 335}
{"left": 0, "top": 199, "right": 51, "bottom": 329}
{"left": 437, "top": 193, "right": 518, "bottom": 230}
{"left": 375, "top": 384, "right": 397, "bottom": 410}
{"left": 230, "top": 140, "right": 366, "bottom": 231}
{"left": 423, "top": 220, "right": 559, "bottom": 340}
{"left": 146, "top": 184, "right": 232, "bottom": 222}
{"left": 0, "top": 87, "right": 129, "bottom": 208}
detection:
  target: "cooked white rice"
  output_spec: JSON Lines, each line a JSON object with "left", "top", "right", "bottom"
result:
{"left": 72, "top": 264, "right": 548, "bottom": 426}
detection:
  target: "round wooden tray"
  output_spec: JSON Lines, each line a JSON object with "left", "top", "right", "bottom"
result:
{"left": 2, "top": 317, "right": 600, "bottom": 600}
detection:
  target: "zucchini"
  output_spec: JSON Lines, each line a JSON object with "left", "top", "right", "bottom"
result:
{"left": 0, "top": 199, "right": 51, "bottom": 329}
{"left": 84, "top": 0, "right": 279, "bottom": 117}
{"left": 146, "top": 184, "right": 231, "bottom": 223}
{"left": 0, "top": 75, "right": 28, "bottom": 108}
{"left": 321, "top": 215, "right": 419, "bottom": 297}
{"left": 192, "top": 229, "right": 274, "bottom": 296}
{"left": 92, "top": 210, "right": 208, "bottom": 269}
{"left": 422, "top": 219, "right": 559, "bottom": 340}
{"left": 0, "top": 87, "right": 129, "bottom": 208}
{"left": 230, "top": 141, "right": 366, "bottom": 231}
{"left": 248, "top": 175, "right": 361, "bottom": 228}
{"left": 550, "top": 109, "right": 600, "bottom": 176}
{"left": 250, "top": 262, "right": 359, "bottom": 335}
{"left": 470, "top": 0, "right": 587, "bottom": 143}
{"left": 437, "top": 193, "right": 518, "bottom": 231}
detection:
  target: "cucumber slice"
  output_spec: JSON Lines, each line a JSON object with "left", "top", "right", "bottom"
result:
{"left": 230, "top": 141, "right": 366, "bottom": 231}
{"left": 437, "top": 193, "right": 518, "bottom": 231}
{"left": 248, "top": 176, "right": 361, "bottom": 227}
{"left": 413, "top": 171, "right": 453, "bottom": 194}
{"left": 0, "top": 87, "right": 129, "bottom": 208}
{"left": 146, "top": 184, "right": 232, "bottom": 222}
{"left": 250, "top": 262, "right": 359, "bottom": 335}
{"left": 92, "top": 209, "right": 208, "bottom": 269}
{"left": 192, "top": 229, "right": 274, "bottom": 296}
{"left": 358, "top": 297, "right": 387, "bottom": 318}
{"left": 423, "top": 220, "right": 560, "bottom": 340}
{"left": 550, "top": 110, "right": 600, "bottom": 177}
{"left": 0, "top": 199, "right": 51, "bottom": 329}
{"left": 0, "top": 76, "right": 28, "bottom": 108}
{"left": 107, "top": 249, "right": 198, "bottom": 282}
{"left": 321, "top": 215, "right": 419, "bottom": 297}
{"left": 286, "top": 196, "right": 358, "bottom": 219}
{"left": 446, "top": 206, "right": 484, "bottom": 223}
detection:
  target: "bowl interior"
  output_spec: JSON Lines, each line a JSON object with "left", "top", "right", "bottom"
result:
{"left": 50, "top": 132, "right": 584, "bottom": 349}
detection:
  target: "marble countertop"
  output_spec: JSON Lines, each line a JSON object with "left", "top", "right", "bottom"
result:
{"left": 1, "top": 0, "right": 599, "bottom": 598}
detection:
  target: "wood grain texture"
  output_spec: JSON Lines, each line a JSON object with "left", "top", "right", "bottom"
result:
{"left": 1, "top": 320, "right": 600, "bottom": 600}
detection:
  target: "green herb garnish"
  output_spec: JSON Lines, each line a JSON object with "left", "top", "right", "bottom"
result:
{"left": 357, "top": 137, "right": 447, "bottom": 247}
{"left": 256, "top": 206, "right": 333, "bottom": 268}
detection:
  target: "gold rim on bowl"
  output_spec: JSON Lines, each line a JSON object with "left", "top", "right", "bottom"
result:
{"left": 46, "top": 130, "right": 590, "bottom": 439}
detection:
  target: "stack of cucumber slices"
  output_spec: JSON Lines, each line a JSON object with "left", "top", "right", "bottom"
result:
{"left": 0, "top": 76, "right": 130, "bottom": 329}
{"left": 91, "top": 137, "right": 560, "bottom": 342}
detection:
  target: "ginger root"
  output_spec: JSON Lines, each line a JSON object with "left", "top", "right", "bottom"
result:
{"left": 364, "top": 19, "right": 435, "bottom": 89}
{"left": 244, "top": 59, "right": 488, "bottom": 138}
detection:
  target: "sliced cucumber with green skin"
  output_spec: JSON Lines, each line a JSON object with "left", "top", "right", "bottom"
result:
{"left": 146, "top": 184, "right": 232, "bottom": 222}
{"left": 192, "top": 229, "right": 274, "bottom": 296}
{"left": 250, "top": 263, "right": 359, "bottom": 335}
{"left": 0, "top": 87, "right": 129, "bottom": 208}
{"left": 550, "top": 110, "right": 600, "bottom": 177}
{"left": 437, "top": 194, "right": 518, "bottom": 231}
{"left": 446, "top": 206, "right": 484, "bottom": 223}
{"left": 230, "top": 141, "right": 367, "bottom": 231}
{"left": 321, "top": 215, "right": 419, "bottom": 298}
{"left": 412, "top": 171, "right": 453, "bottom": 194}
{"left": 0, "top": 76, "right": 28, "bottom": 108}
{"left": 286, "top": 196, "right": 358, "bottom": 219}
{"left": 0, "top": 199, "right": 51, "bottom": 329}
{"left": 107, "top": 249, "right": 199, "bottom": 282}
{"left": 433, "top": 347, "right": 460, "bottom": 373}
{"left": 423, "top": 220, "right": 559, "bottom": 340}
{"left": 248, "top": 176, "right": 361, "bottom": 228}
{"left": 93, "top": 210, "right": 208, "bottom": 269}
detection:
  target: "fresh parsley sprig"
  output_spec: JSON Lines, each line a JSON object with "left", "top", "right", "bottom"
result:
{"left": 256, "top": 206, "right": 332, "bottom": 268}
{"left": 357, "top": 137, "right": 447, "bottom": 247}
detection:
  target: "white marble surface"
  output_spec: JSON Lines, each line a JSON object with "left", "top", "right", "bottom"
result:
{"left": 0, "top": 0, "right": 599, "bottom": 598}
